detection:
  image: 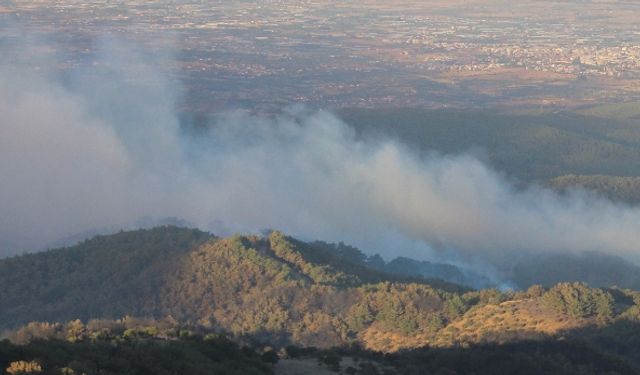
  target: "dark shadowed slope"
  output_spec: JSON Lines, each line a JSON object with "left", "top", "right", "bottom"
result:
{"left": 0, "top": 227, "right": 213, "bottom": 328}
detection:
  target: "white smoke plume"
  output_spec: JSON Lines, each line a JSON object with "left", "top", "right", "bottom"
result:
{"left": 2, "top": 38, "right": 640, "bottom": 272}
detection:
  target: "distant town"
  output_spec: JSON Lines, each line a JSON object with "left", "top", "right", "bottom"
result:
{"left": 3, "top": 0, "right": 640, "bottom": 112}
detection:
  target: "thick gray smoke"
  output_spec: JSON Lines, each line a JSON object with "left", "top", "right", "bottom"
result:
{"left": 2, "top": 39, "right": 640, "bottom": 271}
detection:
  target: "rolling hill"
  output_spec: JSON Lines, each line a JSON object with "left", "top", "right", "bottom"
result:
{"left": 0, "top": 227, "right": 469, "bottom": 349}
{"left": 4, "top": 227, "right": 640, "bottom": 373}
{"left": 2, "top": 227, "right": 640, "bottom": 353}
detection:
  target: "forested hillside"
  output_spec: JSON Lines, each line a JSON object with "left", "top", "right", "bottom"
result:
{"left": 0, "top": 227, "right": 213, "bottom": 327}
{"left": 0, "top": 227, "right": 469, "bottom": 349}
{"left": 549, "top": 174, "right": 640, "bottom": 205}
{"left": 4, "top": 227, "right": 640, "bottom": 354}
{"left": 340, "top": 107, "right": 640, "bottom": 208}
{"left": 5, "top": 227, "right": 640, "bottom": 373}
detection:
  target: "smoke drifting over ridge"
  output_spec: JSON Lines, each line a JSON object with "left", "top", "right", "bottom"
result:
{"left": 2, "top": 39, "right": 640, "bottom": 271}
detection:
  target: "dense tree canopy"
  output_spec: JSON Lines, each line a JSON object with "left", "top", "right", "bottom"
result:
{"left": 4, "top": 227, "right": 640, "bottom": 373}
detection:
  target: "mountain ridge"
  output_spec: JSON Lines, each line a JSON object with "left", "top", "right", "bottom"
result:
{"left": 4, "top": 226, "right": 640, "bottom": 356}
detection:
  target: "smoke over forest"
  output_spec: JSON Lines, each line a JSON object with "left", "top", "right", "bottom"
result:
{"left": 2, "top": 38, "right": 640, "bottom": 276}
